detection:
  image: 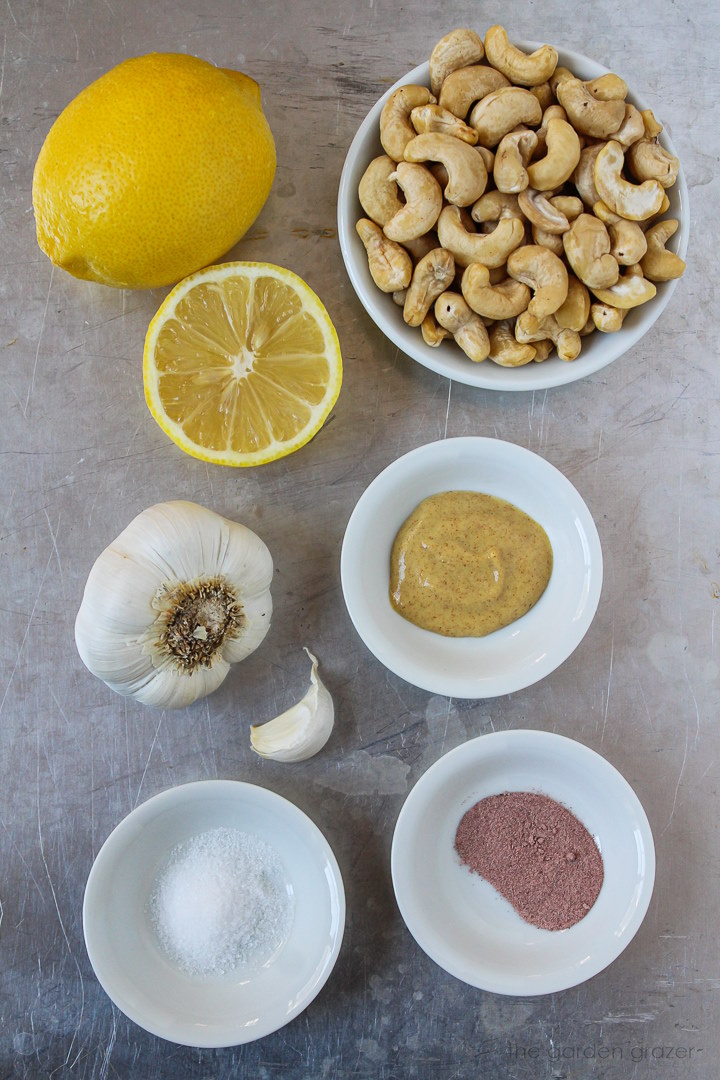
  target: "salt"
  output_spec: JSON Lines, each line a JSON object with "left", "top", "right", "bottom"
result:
{"left": 149, "top": 827, "right": 293, "bottom": 976}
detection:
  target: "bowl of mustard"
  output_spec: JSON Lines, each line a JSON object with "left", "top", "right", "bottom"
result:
{"left": 340, "top": 437, "right": 603, "bottom": 698}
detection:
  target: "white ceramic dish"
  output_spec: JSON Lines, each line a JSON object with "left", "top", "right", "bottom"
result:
{"left": 337, "top": 48, "right": 689, "bottom": 390}
{"left": 340, "top": 437, "right": 602, "bottom": 698}
{"left": 392, "top": 730, "right": 655, "bottom": 995}
{"left": 83, "top": 781, "right": 345, "bottom": 1047}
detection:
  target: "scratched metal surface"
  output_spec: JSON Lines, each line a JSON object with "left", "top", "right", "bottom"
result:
{"left": 1, "top": 0, "right": 718, "bottom": 1077}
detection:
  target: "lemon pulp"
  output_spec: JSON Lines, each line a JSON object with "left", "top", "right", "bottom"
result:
{"left": 144, "top": 263, "right": 342, "bottom": 467}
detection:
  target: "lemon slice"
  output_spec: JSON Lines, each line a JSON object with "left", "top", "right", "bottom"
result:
{"left": 144, "top": 262, "right": 342, "bottom": 466}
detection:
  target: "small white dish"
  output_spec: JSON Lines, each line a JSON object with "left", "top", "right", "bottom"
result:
{"left": 392, "top": 730, "right": 655, "bottom": 995}
{"left": 337, "top": 48, "right": 688, "bottom": 391}
{"left": 340, "top": 437, "right": 602, "bottom": 698}
{"left": 83, "top": 780, "right": 345, "bottom": 1047}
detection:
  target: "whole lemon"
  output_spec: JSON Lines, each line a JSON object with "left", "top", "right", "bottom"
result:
{"left": 32, "top": 53, "right": 276, "bottom": 289}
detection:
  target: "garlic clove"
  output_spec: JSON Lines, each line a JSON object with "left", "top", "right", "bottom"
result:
{"left": 251, "top": 649, "right": 334, "bottom": 762}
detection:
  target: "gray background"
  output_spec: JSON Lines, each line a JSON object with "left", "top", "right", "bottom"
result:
{"left": 1, "top": 0, "right": 718, "bottom": 1076}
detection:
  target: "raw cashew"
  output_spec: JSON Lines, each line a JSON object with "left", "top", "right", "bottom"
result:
{"left": 507, "top": 244, "right": 569, "bottom": 318}
{"left": 642, "top": 109, "right": 663, "bottom": 139}
{"left": 461, "top": 264, "right": 531, "bottom": 319}
{"left": 518, "top": 188, "right": 570, "bottom": 234}
{"left": 640, "top": 219, "right": 686, "bottom": 281}
{"left": 421, "top": 312, "right": 450, "bottom": 346}
{"left": 591, "top": 301, "right": 627, "bottom": 332}
{"left": 583, "top": 73, "right": 628, "bottom": 101}
{"left": 383, "top": 162, "right": 443, "bottom": 242}
{"left": 555, "top": 275, "right": 590, "bottom": 331}
{"left": 573, "top": 143, "right": 605, "bottom": 207}
{"left": 608, "top": 219, "right": 648, "bottom": 265}
{"left": 613, "top": 104, "right": 645, "bottom": 147}
{"left": 402, "top": 233, "right": 440, "bottom": 261}
{"left": 410, "top": 104, "right": 478, "bottom": 144}
{"left": 404, "top": 132, "right": 488, "bottom": 206}
{"left": 515, "top": 310, "right": 581, "bottom": 361}
{"left": 532, "top": 226, "right": 564, "bottom": 257}
{"left": 403, "top": 248, "right": 456, "bottom": 326}
{"left": 563, "top": 213, "right": 619, "bottom": 289}
{"left": 429, "top": 161, "right": 449, "bottom": 188}
{"left": 530, "top": 82, "right": 554, "bottom": 110}
{"left": 358, "top": 155, "right": 403, "bottom": 226}
{"left": 591, "top": 199, "right": 619, "bottom": 226}
{"left": 438, "top": 65, "right": 511, "bottom": 119}
{"left": 549, "top": 65, "right": 574, "bottom": 93}
{"left": 392, "top": 289, "right": 406, "bottom": 306}
{"left": 437, "top": 205, "right": 524, "bottom": 268}
{"left": 595, "top": 200, "right": 621, "bottom": 227}
{"left": 380, "top": 85, "right": 436, "bottom": 161}
{"left": 434, "top": 291, "right": 491, "bottom": 361}
{"left": 590, "top": 269, "right": 657, "bottom": 308}
{"left": 484, "top": 25, "right": 558, "bottom": 87}
{"left": 488, "top": 319, "right": 536, "bottom": 366}
{"left": 433, "top": 157, "right": 490, "bottom": 191}
{"left": 429, "top": 28, "right": 485, "bottom": 96}
{"left": 356, "top": 218, "right": 412, "bottom": 292}
{"left": 596, "top": 194, "right": 662, "bottom": 228}
{"left": 556, "top": 78, "right": 625, "bottom": 138}
{"left": 647, "top": 192, "right": 671, "bottom": 223}
{"left": 594, "top": 141, "right": 665, "bottom": 220}
{"left": 551, "top": 195, "right": 583, "bottom": 221}
{"left": 526, "top": 118, "right": 581, "bottom": 189}
{"left": 469, "top": 86, "right": 542, "bottom": 148}
{"left": 471, "top": 191, "right": 522, "bottom": 223}
{"left": 475, "top": 145, "right": 496, "bottom": 172}
{"left": 531, "top": 338, "right": 554, "bottom": 361}
{"left": 626, "top": 139, "right": 680, "bottom": 188}
{"left": 534, "top": 103, "right": 567, "bottom": 155}
{"left": 520, "top": 195, "right": 579, "bottom": 251}
{"left": 493, "top": 128, "right": 538, "bottom": 193}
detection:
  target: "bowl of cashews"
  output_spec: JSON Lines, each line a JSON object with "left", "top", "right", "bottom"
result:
{"left": 337, "top": 26, "right": 689, "bottom": 391}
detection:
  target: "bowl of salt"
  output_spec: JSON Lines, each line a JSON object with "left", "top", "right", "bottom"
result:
{"left": 83, "top": 780, "right": 345, "bottom": 1047}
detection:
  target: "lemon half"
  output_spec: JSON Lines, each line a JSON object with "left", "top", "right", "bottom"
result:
{"left": 143, "top": 263, "right": 342, "bottom": 467}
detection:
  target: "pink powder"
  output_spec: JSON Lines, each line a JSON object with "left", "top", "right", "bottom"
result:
{"left": 454, "top": 791, "right": 604, "bottom": 931}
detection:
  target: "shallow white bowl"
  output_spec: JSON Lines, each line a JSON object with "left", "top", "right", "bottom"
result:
{"left": 337, "top": 47, "right": 689, "bottom": 390}
{"left": 83, "top": 781, "right": 345, "bottom": 1047}
{"left": 340, "top": 437, "right": 602, "bottom": 698}
{"left": 392, "top": 730, "right": 655, "bottom": 995}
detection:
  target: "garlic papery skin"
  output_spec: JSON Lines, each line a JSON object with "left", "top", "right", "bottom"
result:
{"left": 75, "top": 501, "right": 272, "bottom": 709}
{"left": 250, "top": 649, "right": 334, "bottom": 762}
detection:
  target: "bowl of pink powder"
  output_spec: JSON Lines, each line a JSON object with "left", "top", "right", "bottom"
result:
{"left": 391, "top": 730, "right": 655, "bottom": 995}
{"left": 83, "top": 780, "right": 345, "bottom": 1046}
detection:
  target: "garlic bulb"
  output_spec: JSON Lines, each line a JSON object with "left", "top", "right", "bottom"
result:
{"left": 75, "top": 501, "right": 272, "bottom": 709}
{"left": 250, "top": 649, "right": 334, "bottom": 761}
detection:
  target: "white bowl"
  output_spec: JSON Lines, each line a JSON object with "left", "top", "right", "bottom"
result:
{"left": 340, "top": 437, "right": 602, "bottom": 698}
{"left": 337, "top": 47, "right": 689, "bottom": 391}
{"left": 83, "top": 781, "right": 345, "bottom": 1047}
{"left": 392, "top": 730, "right": 655, "bottom": 995}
